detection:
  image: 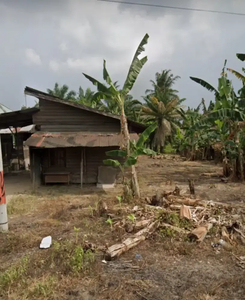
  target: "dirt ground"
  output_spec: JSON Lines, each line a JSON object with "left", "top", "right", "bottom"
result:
{"left": 1, "top": 156, "right": 245, "bottom": 300}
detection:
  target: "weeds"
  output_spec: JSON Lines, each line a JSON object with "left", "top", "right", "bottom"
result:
{"left": 106, "top": 217, "right": 113, "bottom": 230}
{"left": 159, "top": 227, "right": 176, "bottom": 238}
{"left": 0, "top": 256, "right": 29, "bottom": 294}
{"left": 117, "top": 195, "right": 122, "bottom": 207}
{"left": 157, "top": 211, "right": 193, "bottom": 230}
{"left": 26, "top": 276, "right": 57, "bottom": 298}
{"left": 127, "top": 214, "right": 136, "bottom": 223}
{"left": 74, "top": 226, "right": 80, "bottom": 244}
{"left": 50, "top": 241, "right": 95, "bottom": 275}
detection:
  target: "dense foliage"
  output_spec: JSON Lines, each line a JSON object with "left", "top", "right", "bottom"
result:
{"left": 46, "top": 50, "right": 245, "bottom": 180}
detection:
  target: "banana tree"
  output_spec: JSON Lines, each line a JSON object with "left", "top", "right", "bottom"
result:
{"left": 103, "top": 123, "right": 157, "bottom": 175}
{"left": 190, "top": 61, "right": 245, "bottom": 179}
{"left": 83, "top": 34, "right": 149, "bottom": 197}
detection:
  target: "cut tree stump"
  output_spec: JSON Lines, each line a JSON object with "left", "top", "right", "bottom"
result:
{"left": 188, "top": 179, "right": 195, "bottom": 195}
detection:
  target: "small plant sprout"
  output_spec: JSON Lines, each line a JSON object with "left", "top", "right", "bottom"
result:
{"left": 74, "top": 226, "right": 80, "bottom": 244}
{"left": 106, "top": 217, "right": 113, "bottom": 230}
{"left": 88, "top": 205, "right": 94, "bottom": 217}
{"left": 127, "top": 214, "right": 136, "bottom": 223}
{"left": 116, "top": 196, "right": 122, "bottom": 207}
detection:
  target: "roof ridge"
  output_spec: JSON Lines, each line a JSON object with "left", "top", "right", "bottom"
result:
{"left": 24, "top": 86, "right": 146, "bottom": 129}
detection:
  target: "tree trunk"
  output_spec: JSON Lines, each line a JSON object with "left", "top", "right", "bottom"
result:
{"left": 239, "top": 148, "right": 244, "bottom": 181}
{"left": 120, "top": 105, "right": 140, "bottom": 198}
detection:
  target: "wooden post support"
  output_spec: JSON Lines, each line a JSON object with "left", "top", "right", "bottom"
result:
{"left": 15, "top": 128, "right": 20, "bottom": 171}
{"left": 80, "top": 148, "right": 83, "bottom": 189}
{"left": 0, "top": 135, "right": 8, "bottom": 231}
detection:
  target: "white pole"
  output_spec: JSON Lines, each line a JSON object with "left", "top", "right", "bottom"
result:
{"left": 0, "top": 135, "right": 8, "bottom": 231}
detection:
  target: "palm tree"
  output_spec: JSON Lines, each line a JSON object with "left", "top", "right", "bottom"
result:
{"left": 141, "top": 95, "right": 184, "bottom": 153}
{"left": 146, "top": 70, "right": 183, "bottom": 103}
{"left": 142, "top": 70, "right": 185, "bottom": 152}
{"left": 47, "top": 83, "right": 76, "bottom": 101}
{"left": 102, "top": 93, "right": 142, "bottom": 121}
{"left": 76, "top": 87, "right": 98, "bottom": 107}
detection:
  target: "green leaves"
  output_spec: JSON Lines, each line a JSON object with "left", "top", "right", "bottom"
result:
{"left": 123, "top": 34, "right": 149, "bottom": 95}
{"left": 103, "top": 159, "right": 121, "bottom": 168}
{"left": 237, "top": 53, "right": 245, "bottom": 61}
{"left": 103, "top": 60, "right": 118, "bottom": 94}
{"left": 124, "top": 156, "right": 137, "bottom": 167}
{"left": 106, "top": 150, "right": 127, "bottom": 157}
{"left": 136, "top": 123, "right": 157, "bottom": 148}
{"left": 104, "top": 123, "right": 156, "bottom": 170}
{"left": 190, "top": 77, "right": 219, "bottom": 97}
{"left": 82, "top": 74, "right": 109, "bottom": 94}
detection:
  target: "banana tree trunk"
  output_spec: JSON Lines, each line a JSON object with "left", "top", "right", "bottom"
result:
{"left": 120, "top": 105, "right": 140, "bottom": 198}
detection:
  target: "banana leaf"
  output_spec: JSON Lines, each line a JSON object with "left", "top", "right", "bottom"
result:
{"left": 237, "top": 53, "right": 245, "bottom": 61}
{"left": 106, "top": 150, "right": 127, "bottom": 157}
{"left": 123, "top": 34, "right": 149, "bottom": 95}
{"left": 190, "top": 77, "right": 219, "bottom": 96}
{"left": 103, "top": 159, "right": 121, "bottom": 168}
{"left": 136, "top": 123, "right": 157, "bottom": 148}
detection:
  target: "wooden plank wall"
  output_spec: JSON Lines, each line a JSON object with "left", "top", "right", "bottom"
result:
{"left": 41, "top": 146, "right": 121, "bottom": 184}
{"left": 42, "top": 147, "right": 81, "bottom": 183}
{"left": 84, "top": 147, "right": 121, "bottom": 184}
{"left": 33, "top": 100, "right": 121, "bottom": 133}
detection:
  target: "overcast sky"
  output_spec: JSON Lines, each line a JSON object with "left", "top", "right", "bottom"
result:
{"left": 0, "top": 0, "right": 245, "bottom": 110}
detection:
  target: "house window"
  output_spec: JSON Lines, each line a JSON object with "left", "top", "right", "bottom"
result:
{"left": 49, "top": 148, "right": 66, "bottom": 168}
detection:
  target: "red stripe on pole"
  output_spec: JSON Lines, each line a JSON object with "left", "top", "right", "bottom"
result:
{"left": 0, "top": 171, "right": 6, "bottom": 205}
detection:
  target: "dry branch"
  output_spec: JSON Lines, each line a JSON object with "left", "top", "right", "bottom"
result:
{"left": 105, "top": 220, "right": 159, "bottom": 260}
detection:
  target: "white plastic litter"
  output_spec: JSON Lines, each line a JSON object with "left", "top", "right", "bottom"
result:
{"left": 40, "top": 236, "right": 52, "bottom": 249}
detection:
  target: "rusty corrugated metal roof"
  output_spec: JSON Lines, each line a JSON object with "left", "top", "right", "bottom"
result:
{"left": 25, "top": 132, "right": 139, "bottom": 148}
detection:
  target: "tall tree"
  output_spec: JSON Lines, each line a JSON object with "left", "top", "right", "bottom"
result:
{"left": 76, "top": 87, "right": 98, "bottom": 107}
{"left": 190, "top": 60, "right": 245, "bottom": 180}
{"left": 142, "top": 70, "right": 184, "bottom": 152}
{"left": 47, "top": 83, "right": 76, "bottom": 101}
{"left": 146, "top": 70, "right": 182, "bottom": 102}
{"left": 141, "top": 95, "right": 184, "bottom": 152}
{"left": 83, "top": 33, "right": 149, "bottom": 198}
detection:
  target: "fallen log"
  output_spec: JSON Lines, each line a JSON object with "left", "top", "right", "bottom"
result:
{"left": 170, "top": 204, "right": 204, "bottom": 211}
{"left": 105, "top": 220, "right": 159, "bottom": 260}
{"left": 134, "top": 219, "right": 152, "bottom": 230}
{"left": 200, "top": 172, "right": 222, "bottom": 178}
{"left": 173, "top": 198, "right": 200, "bottom": 206}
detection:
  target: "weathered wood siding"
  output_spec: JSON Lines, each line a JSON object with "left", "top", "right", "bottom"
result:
{"left": 42, "top": 147, "right": 81, "bottom": 183}
{"left": 41, "top": 146, "right": 121, "bottom": 184}
{"left": 33, "top": 100, "right": 121, "bottom": 133}
{"left": 83, "top": 147, "right": 120, "bottom": 184}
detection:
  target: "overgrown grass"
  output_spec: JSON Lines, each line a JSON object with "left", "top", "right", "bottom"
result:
{"left": 0, "top": 256, "right": 29, "bottom": 295}
{"left": 26, "top": 275, "right": 57, "bottom": 299}
{"left": 0, "top": 231, "right": 42, "bottom": 254}
{"left": 7, "top": 195, "right": 38, "bottom": 215}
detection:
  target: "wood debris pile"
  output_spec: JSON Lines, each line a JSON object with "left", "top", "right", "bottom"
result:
{"left": 103, "top": 184, "right": 245, "bottom": 260}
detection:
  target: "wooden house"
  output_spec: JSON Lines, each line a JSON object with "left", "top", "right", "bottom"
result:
{"left": 24, "top": 87, "right": 146, "bottom": 188}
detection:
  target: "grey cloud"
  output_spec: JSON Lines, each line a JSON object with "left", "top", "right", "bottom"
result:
{"left": 0, "top": 0, "right": 245, "bottom": 110}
